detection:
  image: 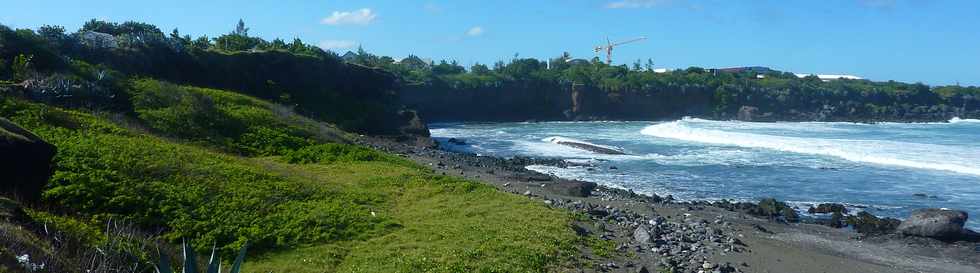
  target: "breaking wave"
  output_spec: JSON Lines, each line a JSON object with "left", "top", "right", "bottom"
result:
{"left": 640, "top": 120, "right": 980, "bottom": 176}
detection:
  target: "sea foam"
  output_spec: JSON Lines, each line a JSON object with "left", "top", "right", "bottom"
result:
{"left": 640, "top": 120, "right": 980, "bottom": 176}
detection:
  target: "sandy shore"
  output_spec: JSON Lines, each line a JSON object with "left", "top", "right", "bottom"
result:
{"left": 362, "top": 137, "right": 980, "bottom": 273}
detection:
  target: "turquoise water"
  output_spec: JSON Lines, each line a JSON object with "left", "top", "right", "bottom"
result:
{"left": 430, "top": 118, "right": 980, "bottom": 228}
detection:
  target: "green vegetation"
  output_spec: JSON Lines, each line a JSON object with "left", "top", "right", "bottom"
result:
{"left": 129, "top": 79, "right": 349, "bottom": 155}
{"left": 1, "top": 20, "right": 410, "bottom": 135}
{"left": 347, "top": 45, "right": 980, "bottom": 122}
{"left": 1, "top": 85, "right": 577, "bottom": 271}
{"left": 585, "top": 236, "right": 616, "bottom": 258}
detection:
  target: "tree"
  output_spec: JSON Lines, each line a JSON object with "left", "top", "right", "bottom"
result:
{"left": 234, "top": 19, "right": 249, "bottom": 37}
{"left": 268, "top": 38, "right": 288, "bottom": 50}
{"left": 432, "top": 60, "right": 465, "bottom": 75}
{"left": 12, "top": 54, "right": 33, "bottom": 81}
{"left": 82, "top": 19, "right": 118, "bottom": 34}
{"left": 191, "top": 35, "right": 211, "bottom": 50}
{"left": 214, "top": 20, "right": 262, "bottom": 52}
{"left": 645, "top": 58, "right": 654, "bottom": 71}
{"left": 471, "top": 63, "right": 491, "bottom": 75}
{"left": 37, "top": 25, "right": 66, "bottom": 42}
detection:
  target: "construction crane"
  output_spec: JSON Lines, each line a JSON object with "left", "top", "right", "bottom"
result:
{"left": 594, "top": 36, "right": 647, "bottom": 65}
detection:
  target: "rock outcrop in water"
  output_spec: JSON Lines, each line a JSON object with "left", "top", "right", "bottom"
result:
{"left": 545, "top": 138, "right": 626, "bottom": 155}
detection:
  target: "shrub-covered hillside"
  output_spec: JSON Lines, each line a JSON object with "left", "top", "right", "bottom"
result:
{"left": 0, "top": 84, "right": 578, "bottom": 272}
{"left": 0, "top": 20, "right": 424, "bottom": 135}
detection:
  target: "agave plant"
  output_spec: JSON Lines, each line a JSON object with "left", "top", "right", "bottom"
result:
{"left": 155, "top": 240, "right": 248, "bottom": 273}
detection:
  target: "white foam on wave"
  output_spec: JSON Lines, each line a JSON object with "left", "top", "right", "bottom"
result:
{"left": 641, "top": 120, "right": 980, "bottom": 176}
{"left": 950, "top": 117, "right": 980, "bottom": 124}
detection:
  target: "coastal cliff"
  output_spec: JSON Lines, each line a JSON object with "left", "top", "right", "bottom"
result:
{"left": 399, "top": 79, "right": 979, "bottom": 124}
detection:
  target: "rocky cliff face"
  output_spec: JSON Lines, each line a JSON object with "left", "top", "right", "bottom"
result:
{"left": 398, "top": 83, "right": 715, "bottom": 122}
{"left": 399, "top": 84, "right": 978, "bottom": 123}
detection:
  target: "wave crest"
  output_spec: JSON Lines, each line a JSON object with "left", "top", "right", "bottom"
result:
{"left": 640, "top": 120, "right": 980, "bottom": 176}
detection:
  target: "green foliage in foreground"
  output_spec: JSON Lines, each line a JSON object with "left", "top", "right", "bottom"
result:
{"left": 1, "top": 96, "right": 578, "bottom": 271}
{"left": 1, "top": 97, "right": 391, "bottom": 256}
{"left": 244, "top": 162, "right": 577, "bottom": 273}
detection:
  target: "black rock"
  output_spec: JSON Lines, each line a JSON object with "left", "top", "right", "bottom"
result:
{"left": 447, "top": 137, "right": 467, "bottom": 145}
{"left": 808, "top": 203, "right": 848, "bottom": 214}
{"left": 846, "top": 212, "right": 900, "bottom": 235}
{"left": 549, "top": 180, "right": 597, "bottom": 197}
{"left": 0, "top": 118, "right": 56, "bottom": 203}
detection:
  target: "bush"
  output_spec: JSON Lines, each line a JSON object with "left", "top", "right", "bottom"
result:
{"left": 283, "top": 143, "right": 402, "bottom": 165}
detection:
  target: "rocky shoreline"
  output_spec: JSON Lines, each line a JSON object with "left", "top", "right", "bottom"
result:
{"left": 363, "top": 136, "right": 980, "bottom": 273}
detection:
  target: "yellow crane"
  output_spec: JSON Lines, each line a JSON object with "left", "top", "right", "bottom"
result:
{"left": 594, "top": 36, "right": 647, "bottom": 65}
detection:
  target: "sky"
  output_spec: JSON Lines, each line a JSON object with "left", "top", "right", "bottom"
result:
{"left": 2, "top": 0, "right": 979, "bottom": 86}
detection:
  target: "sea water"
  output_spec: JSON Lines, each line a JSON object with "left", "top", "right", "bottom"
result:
{"left": 430, "top": 118, "right": 980, "bottom": 228}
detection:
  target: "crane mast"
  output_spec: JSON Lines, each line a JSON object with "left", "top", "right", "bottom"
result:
{"left": 594, "top": 36, "right": 647, "bottom": 65}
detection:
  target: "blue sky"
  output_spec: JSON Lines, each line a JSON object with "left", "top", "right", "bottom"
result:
{"left": 3, "top": 0, "right": 979, "bottom": 86}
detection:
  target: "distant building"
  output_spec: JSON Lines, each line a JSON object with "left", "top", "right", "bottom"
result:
{"left": 653, "top": 68, "right": 672, "bottom": 73}
{"left": 716, "top": 66, "right": 773, "bottom": 74}
{"left": 794, "top": 73, "right": 864, "bottom": 81}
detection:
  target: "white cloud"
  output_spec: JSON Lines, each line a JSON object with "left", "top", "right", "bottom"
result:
{"left": 605, "top": 0, "right": 673, "bottom": 9}
{"left": 318, "top": 40, "right": 357, "bottom": 50}
{"left": 321, "top": 8, "right": 377, "bottom": 25}
{"left": 466, "top": 26, "right": 484, "bottom": 37}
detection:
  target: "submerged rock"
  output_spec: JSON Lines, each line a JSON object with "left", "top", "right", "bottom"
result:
{"left": 545, "top": 137, "right": 626, "bottom": 155}
{"left": 897, "top": 208, "right": 968, "bottom": 239}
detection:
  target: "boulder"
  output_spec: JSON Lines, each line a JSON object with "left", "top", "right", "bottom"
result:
{"left": 0, "top": 118, "right": 56, "bottom": 203}
{"left": 808, "top": 203, "right": 848, "bottom": 214}
{"left": 746, "top": 198, "right": 801, "bottom": 223}
{"left": 846, "top": 212, "right": 900, "bottom": 235}
{"left": 548, "top": 180, "right": 597, "bottom": 197}
{"left": 897, "top": 208, "right": 968, "bottom": 239}
{"left": 736, "top": 106, "right": 759, "bottom": 121}
{"left": 396, "top": 109, "right": 430, "bottom": 137}
{"left": 633, "top": 226, "right": 652, "bottom": 244}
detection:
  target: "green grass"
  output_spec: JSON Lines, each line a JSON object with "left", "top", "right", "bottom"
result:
{"left": 245, "top": 161, "right": 577, "bottom": 273}
{"left": 1, "top": 89, "right": 579, "bottom": 272}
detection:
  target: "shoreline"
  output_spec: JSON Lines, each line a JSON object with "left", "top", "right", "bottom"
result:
{"left": 362, "top": 136, "right": 980, "bottom": 273}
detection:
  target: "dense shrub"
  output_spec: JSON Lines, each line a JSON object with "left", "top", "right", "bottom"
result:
{"left": 283, "top": 143, "right": 402, "bottom": 165}
{"left": 1, "top": 97, "right": 390, "bottom": 256}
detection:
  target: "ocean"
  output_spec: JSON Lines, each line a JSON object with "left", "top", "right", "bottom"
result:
{"left": 430, "top": 118, "right": 980, "bottom": 229}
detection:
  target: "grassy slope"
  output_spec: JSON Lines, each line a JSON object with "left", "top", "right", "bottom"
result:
{"left": 0, "top": 80, "right": 578, "bottom": 272}
{"left": 247, "top": 161, "right": 575, "bottom": 272}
